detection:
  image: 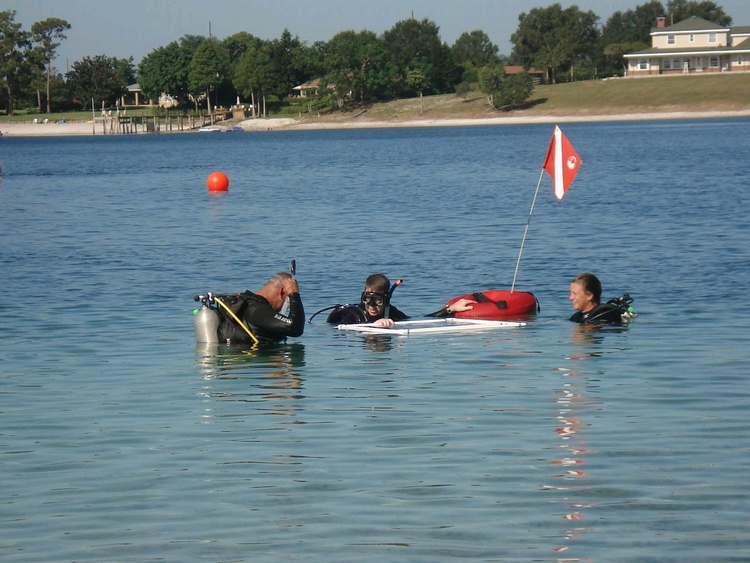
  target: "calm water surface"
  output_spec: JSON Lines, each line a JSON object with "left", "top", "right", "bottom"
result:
{"left": 1, "top": 119, "right": 749, "bottom": 561}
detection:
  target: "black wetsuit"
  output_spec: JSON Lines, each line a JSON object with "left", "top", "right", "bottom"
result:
{"left": 326, "top": 303, "right": 409, "bottom": 324}
{"left": 570, "top": 303, "right": 623, "bottom": 325}
{"left": 216, "top": 290, "right": 304, "bottom": 344}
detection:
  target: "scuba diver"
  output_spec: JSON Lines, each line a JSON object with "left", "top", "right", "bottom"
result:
{"left": 569, "top": 272, "right": 635, "bottom": 325}
{"left": 323, "top": 273, "right": 408, "bottom": 328}
{"left": 194, "top": 271, "right": 304, "bottom": 345}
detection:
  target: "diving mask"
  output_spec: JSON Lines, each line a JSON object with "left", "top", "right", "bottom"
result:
{"left": 361, "top": 292, "right": 386, "bottom": 307}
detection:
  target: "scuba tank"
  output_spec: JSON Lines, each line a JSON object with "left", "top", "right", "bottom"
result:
{"left": 193, "top": 294, "right": 220, "bottom": 343}
{"left": 583, "top": 294, "right": 637, "bottom": 325}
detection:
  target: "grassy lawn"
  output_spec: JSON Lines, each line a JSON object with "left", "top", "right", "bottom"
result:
{"left": 529, "top": 73, "right": 750, "bottom": 113}
{"left": 309, "top": 72, "right": 750, "bottom": 122}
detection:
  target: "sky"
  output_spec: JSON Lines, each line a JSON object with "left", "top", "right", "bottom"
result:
{"left": 7, "top": 0, "right": 750, "bottom": 71}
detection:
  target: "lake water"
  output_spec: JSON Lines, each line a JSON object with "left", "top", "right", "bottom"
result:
{"left": 1, "top": 119, "right": 749, "bottom": 561}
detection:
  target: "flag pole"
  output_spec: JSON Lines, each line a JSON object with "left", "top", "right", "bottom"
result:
{"left": 511, "top": 168, "right": 545, "bottom": 292}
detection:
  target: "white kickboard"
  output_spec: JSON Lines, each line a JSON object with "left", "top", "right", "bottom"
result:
{"left": 337, "top": 318, "right": 526, "bottom": 335}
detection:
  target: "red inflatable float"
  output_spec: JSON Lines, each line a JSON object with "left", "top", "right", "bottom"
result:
{"left": 431, "top": 290, "right": 539, "bottom": 320}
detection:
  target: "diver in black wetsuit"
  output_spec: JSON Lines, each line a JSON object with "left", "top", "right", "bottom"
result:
{"left": 216, "top": 272, "right": 304, "bottom": 344}
{"left": 326, "top": 273, "right": 408, "bottom": 327}
{"left": 569, "top": 272, "right": 632, "bottom": 325}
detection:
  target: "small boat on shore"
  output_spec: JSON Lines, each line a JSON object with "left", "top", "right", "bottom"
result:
{"left": 198, "top": 126, "right": 221, "bottom": 133}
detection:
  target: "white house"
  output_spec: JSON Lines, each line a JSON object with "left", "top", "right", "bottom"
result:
{"left": 624, "top": 16, "right": 750, "bottom": 76}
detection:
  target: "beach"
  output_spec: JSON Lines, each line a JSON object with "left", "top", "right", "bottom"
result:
{"left": 3, "top": 109, "right": 750, "bottom": 137}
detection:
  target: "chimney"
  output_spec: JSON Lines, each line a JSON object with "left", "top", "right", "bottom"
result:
{"left": 657, "top": 16, "right": 666, "bottom": 28}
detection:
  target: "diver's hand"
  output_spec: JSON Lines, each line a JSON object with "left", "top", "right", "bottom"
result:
{"left": 446, "top": 298, "right": 476, "bottom": 314}
{"left": 373, "top": 318, "right": 395, "bottom": 328}
{"left": 282, "top": 277, "right": 299, "bottom": 297}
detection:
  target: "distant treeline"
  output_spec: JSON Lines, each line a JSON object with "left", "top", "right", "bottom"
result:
{"left": 0, "top": 1, "right": 735, "bottom": 116}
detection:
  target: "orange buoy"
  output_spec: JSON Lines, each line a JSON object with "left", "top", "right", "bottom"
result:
{"left": 206, "top": 171, "right": 229, "bottom": 192}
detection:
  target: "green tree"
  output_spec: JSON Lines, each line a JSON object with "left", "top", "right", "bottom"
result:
{"left": 0, "top": 10, "right": 31, "bottom": 115}
{"left": 268, "top": 29, "right": 309, "bottom": 99}
{"left": 30, "top": 17, "right": 70, "bottom": 114}
{"left": 321, "top": 30, "right": 392, "bottom": 104}
{"left": 382, "top": 18, "right": 455, "bottom": 97}
{"left": 478, "top": 64, "right": 534, "bottom": 109}
{"left": 66, "top": 55, "right": 134, "bottom": 110}
{"left": 47, "top": 71, "right": 71, "bottom": 110}
{"left": 511, "top": 3, "right": 600, "bottom": 83}
{"left": 604, "top": 41, "right": 651, "bottom": 75}
{"left": 602, "top": 1, "right": 665, "bottom": 45}
{"left": 601, "top": 2, "right": 666, "bottom": 75}
{"left": 452, "top": 30, "right": 500, "bottom": 84}
{"left": 188, "top": 38, "right": 230, "bottom": 112}
{"left": 233, "top": 42, "right": 273, "bottom": 116}
{"left": 177, "top": 34, "right": 206, "bottom": 54}
{"left": 24, "top": 35, "right": 46, "bottom": 111}
{"left": 139, "top": 42, "right": 188, "bottom": 105}
{"left": 494, "top": 72, "right": 534, "bottom": 109}
{"left": 224, "top": 31, "right": 263, "bottom": 105}
{"left": 304, "top": 40, "right": 327, "bottom": 81}
{"left": 666, "top": 0, "right": 732, "bottom": 26}
{"left": 454, "top": 81, "right": 474, "bottom": 100}
{"left": 223, "top": 31, "right": 263, "bottom": 64}
{"left": 406, "top": 67, "right": 427, "bottom": 112}
{"left": 138, "top": 36, "right": 203, "bottom": 107}
{"left": 452, "top": 30, "right": 500, "bottom": 68}
{"left": 478, "top": 65, "right": 504, "bottom": 107}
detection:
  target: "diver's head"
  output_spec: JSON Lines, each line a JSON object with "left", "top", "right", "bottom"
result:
{"left": 262, "top": 272, "right": 295, "bottom": 311}
{"left": 361, "top": 273, "right": 390, "bottom": 319}
{"left": 570, "top": 272, "right": 602, "bottom": 313}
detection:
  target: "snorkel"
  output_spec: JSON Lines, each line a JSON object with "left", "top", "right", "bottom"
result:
{"left": 383, "top": 279, "right": 403, "bottom": 319}
{"left": 280, "top": 259, "right": 296, "bottom": 316}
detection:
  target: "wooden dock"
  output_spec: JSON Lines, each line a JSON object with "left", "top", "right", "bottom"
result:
{"left": 95, "top": 109, "right": 234, "bottom": 135}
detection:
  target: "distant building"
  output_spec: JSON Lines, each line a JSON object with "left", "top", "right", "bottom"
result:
{"left": 504, "top": 66, "right": 545, "bottom": 83}
{"left": 292, "top": 79, "right": 321, "bottom": 98}
{"left": 120, "top": 84, "right": 154, "bottom": 107}
{"left": 624, "top": 16, "right": 750, "bottom": 76}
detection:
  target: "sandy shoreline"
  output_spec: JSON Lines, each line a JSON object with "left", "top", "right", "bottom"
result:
{"left": 2, "top": 109, "right": 750, "bottom": 137}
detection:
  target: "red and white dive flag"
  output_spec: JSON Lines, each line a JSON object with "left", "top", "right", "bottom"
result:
{"left": 543, "top": 125, "right": 582, "bottom": 200}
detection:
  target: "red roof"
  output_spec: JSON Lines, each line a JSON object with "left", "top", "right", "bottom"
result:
{"left": 504, "top": 66, "right": 544, "bottom": 76}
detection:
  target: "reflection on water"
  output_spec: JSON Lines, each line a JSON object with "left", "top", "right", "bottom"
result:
{"left": 570, "top": 322, "right": 634, "bottom": 351}
{"left": 195, "top": 342, "right": 306, "bottom": 381}
{"left": 361, "top": 334, "right": 397, "bottom": 353}
{"left": 545, "top": 324, "right": 625, "bottom": 556}
{"left": 195, "top": 343, "right": 306, "bottom": 421}
{"left": 548, "top": 366, "right": 596, "bottom": 555}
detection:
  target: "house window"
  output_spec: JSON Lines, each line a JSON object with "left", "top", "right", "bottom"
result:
{"left": 663, "top": 59, "right": 671, "bottom": 69}
{"left": 709, "top": 32, "right": 717, "bottom": 43}
{"left": 668, "top": 34, "right": 675, "bottom": 45}
{"left": 689, "top": 34, "right": 695, "bottom": 42}
{"left": 709, "top": 56, "right": 719, "bottom": 68}
{"left": 674, "top": 59, "right": 682, "bottom": 69}
{"left": 638, "top": 59, "right": 648, "bottom": 70}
